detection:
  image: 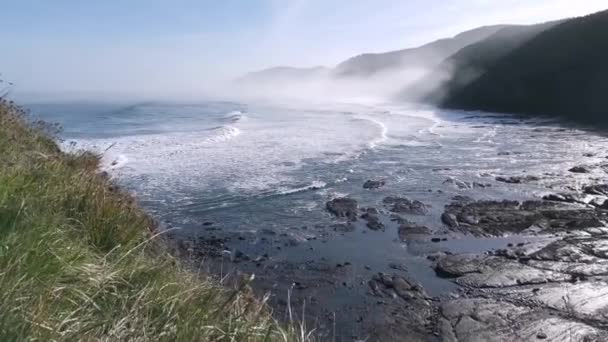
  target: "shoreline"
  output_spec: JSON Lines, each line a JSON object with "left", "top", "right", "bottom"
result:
{"left": 168, "top": 147, "right": 608, "bottom": 341}
{"left": 0, "top": 99, "right": 305, "bottom": 341}
{"left": 16, "top": 96, "right": 608, "bottom": 341}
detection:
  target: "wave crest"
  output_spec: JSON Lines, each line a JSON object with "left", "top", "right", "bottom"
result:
{"left": 203, "top": 125, "right": 241, "bottom": 143}
{"left": 224, "top": 110, "right": 248, "bottom": 123}
{"left": 276, "top": 180, "right": 327, "bottom": 195}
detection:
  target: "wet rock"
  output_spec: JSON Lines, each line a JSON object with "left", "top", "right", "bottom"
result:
{"left": 569, "top": 166, "right": 591, "bottom": 173}
{"left": 284, "top": 239, "right": 299, "bottom": 247}
{"left": 442, "top": 199, "right": 605, "bottom": 236}
{"left": 366, "top": 280, "right": 435, "bottom": 341}
{"left": 495, "top": 175, "right": 540, "bottom": 184}
{"left": 398, "top": 222, "right": 431, "bottom": 241}
{"left": 369, "top": 273, "right": 429, "bottom": 302}
{"left": 362, "top": 212, "right": 384, "bottom": 231}
{"left": 436, "top": 317, "right": 457, "bottom": 342}
{"left": 389, "top": 214, "right": 408, "bottom": 224}
{"left": 435, "top": 254, "right": 486, "bottom": 277}
{"left": 427, "top": 252, "right": 448, "bottom": 262}
{"left": 583, "top": 184, "right": 608, "bottom": 196}
{"left": 441, "top": 212, "right": 459, "bottom": 228}
{"left": 183, "top": 236, "right": 228, "bottom": 258}
{"left": 388, "top": 263, "right": 408, "bottom": 272}
{"left": 473, "top": 182, "right": 491, "bottom": 188}
{"left": 232, "top": 249, "right": 250, "bottom": 263}
{"left": 435, "top": 253, "right": 569, "bottom": 287}
{"left": 383, "top": 197, "right": 430, "bottom": 215}
{"left": 590, "top": 198, "right": 605, "bottom": 208}
{"left": 431, "top": 203, "right": 608, "bottom": 341}
{"left": 363, "top": 179, "right": 386, "bottom": 190}
{"left": 452, "top": 195, "right": 474, "bottom": 203}
{"left": 439, "top": 298, "right": 606, "bottom": 342}
{"left": 542, "top": 193, "right": 568, "bottom": 202}
{"left": 362, "top": 207, "right": 378, "bottom": 215}
{"left": 392, "top": 276, "right": 416, "bottom": 299}
{"left": 516, "top": 281, "right": 608, "bottom": 318}
{"left": 331, "top": 223, "right": 355, "bottom": 233}
{"left": 526, "top": 236, "right": 608, "bottom": 276}
{"left": 443, "top": 177, "right": 472, "bottom": 189}
{"left": 326, "top": 197, "right": 358, "bottom": 221}
{"left": 461, "top": 214, "right": 479, "bottom": 225}
{"left": 543, "top": 192, "right": 595, "bottom": 205}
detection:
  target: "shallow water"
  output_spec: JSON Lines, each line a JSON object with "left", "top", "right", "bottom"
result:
{"left": 28, "top": 99, "right": 608, "bottom": 337}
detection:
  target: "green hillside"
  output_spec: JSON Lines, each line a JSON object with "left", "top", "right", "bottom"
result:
{"left": 0, "top": 99, "right": 305, "bottom": 341}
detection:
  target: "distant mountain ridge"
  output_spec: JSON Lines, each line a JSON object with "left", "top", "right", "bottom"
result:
{"left": 238, "top": 9, "right": 608, "bottom": 124}
{"left": 238, "top": 25, "right": 513, "bottom": 84}
{"left": 332, "top": 25, "right": 511, "bottom": 78}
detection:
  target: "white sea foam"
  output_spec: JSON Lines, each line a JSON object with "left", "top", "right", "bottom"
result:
{"left": 276, "top": 180, "right": 327, "bottom": 195}
{"left": 107, "top": 154, "right": 129, "bottom": 169}
{"left": 474, "top": 126, "right": 498, "bottom": 143}
{"left": 203, "top": 125, "right": 242, "bottom": 143}
{"left": 335, "top": 176, "right": 348, "bottom": 183}
{"left": 353, "top": 115, "right": 389, "bottom": 148}
{"left": 224, "top": 110, "right": 248, "bottom": 122}
{"left": 59, "top": 101, "right": 442, "bottom": 197}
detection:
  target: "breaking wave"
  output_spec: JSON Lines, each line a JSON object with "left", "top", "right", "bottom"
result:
{"left": 276, "top": 181, "right": 327, "bottom": 195}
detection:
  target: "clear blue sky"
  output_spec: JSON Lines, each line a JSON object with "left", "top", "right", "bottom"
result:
{"left": 1, "top": 0, "right": 606, "bottom": 98}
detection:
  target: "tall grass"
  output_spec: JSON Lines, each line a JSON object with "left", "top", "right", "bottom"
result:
{"left": 0, "top": 99, "right": 309, "bottom": 341}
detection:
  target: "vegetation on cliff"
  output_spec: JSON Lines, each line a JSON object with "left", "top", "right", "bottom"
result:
{"left": 0, "top": 99, "right": 307, "bottom": 341}
{"left": 436, "top": 10, "right": 608, "bottom": 123}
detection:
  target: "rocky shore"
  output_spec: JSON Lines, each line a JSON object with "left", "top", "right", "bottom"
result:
{"left": 170, "top": 160, "right": 608, "bottom": 341}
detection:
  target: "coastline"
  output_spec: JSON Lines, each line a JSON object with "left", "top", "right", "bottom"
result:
{"left": 12, "top": 96, "right": 608, "bottom": 341}
{"left": 0, "top": 99, "right": 305, "bottom": 341}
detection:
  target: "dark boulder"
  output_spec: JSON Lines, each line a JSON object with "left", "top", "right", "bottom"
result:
{"left": 443, "top": 177, "right": 472, "bottom": 189}
{"left": 362, "top": 212, "right": 385, "bottom": 231}
{"left": 398, "top": 222, "right": 431, "bottom": 241}
{"left": 383, "top": 197, "right": 430, "bottom": 215}
{"left": 442, "top": 199, "right": 606, "bottom": 236}
{"left": 441, "top": 212, "right": 459, "bottom": 228}
{"left": 495, "top": 175, "right": 540, "bottom": 184}
{"left": 363, "top": 179, "right": 386, "bottom": 190}
{"left": 542, "top": 193, "right": 590, "bottom": 205}
{"left": 326, "top": 197, "right": 358, "bottom": 221}
{"left": 331, "top": 223, "right": 355, "bottom": 232}
{"left": 583, "top": 184, "right": 608, "bottom": 196}
{"left": 569, "top": 166, "right": 591, "bottom": 173}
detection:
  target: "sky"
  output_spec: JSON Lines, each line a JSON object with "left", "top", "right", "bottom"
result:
{"left": 0, "top": 0, "right": 606, "bottom": 98}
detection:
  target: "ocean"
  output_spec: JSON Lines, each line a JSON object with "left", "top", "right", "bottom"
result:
{"left": 27, "top": 99, "right": 608, "bottom": 337}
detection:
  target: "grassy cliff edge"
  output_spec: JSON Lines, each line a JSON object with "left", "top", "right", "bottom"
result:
{"left": 0, "top": 99, "right": 306, "bottom": 341}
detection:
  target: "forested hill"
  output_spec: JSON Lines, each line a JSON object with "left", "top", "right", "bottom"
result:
{"left": 414, "top": 21, "right": 559, "bottom": 102}
{"left": 436, "top": 10, "right": 608, "bottom": 124}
